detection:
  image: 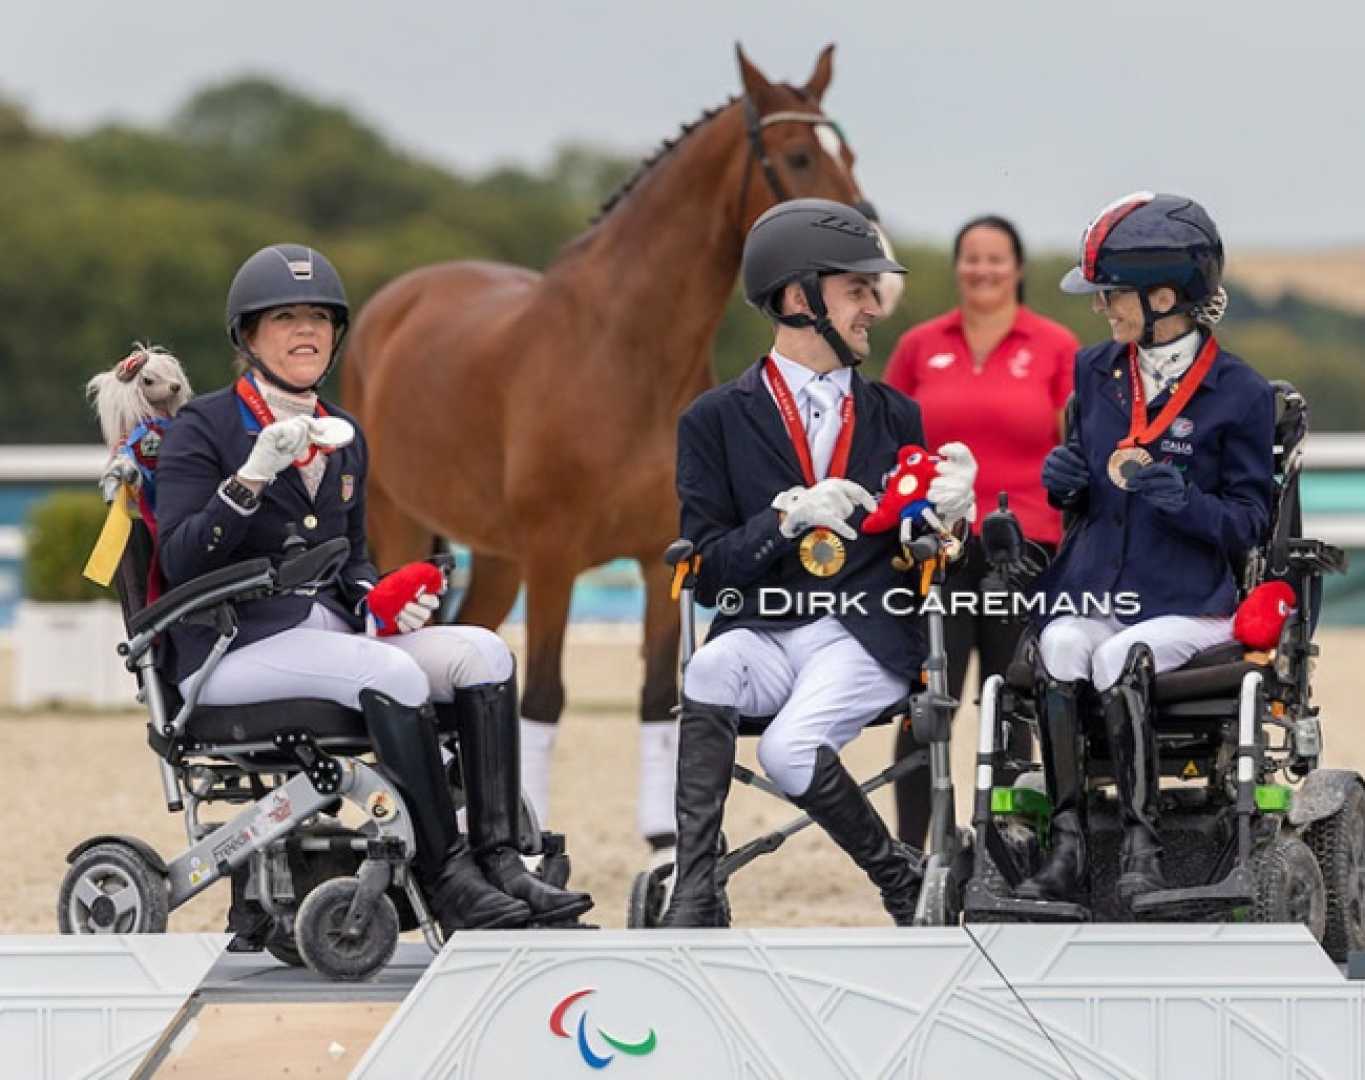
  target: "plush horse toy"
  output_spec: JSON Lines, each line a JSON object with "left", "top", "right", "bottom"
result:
{"left": 862, "top": 444, "right": 942, "bottom": 534}
{"left": 86, "top": 344, "right": 192, "bottom": 512}
{"left": 82, "top": 344, "right": 192, "bottom": 593}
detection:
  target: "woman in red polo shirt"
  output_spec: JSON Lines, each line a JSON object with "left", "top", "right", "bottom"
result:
{"left": 884, "top": 214, "right": 1079, "bottom": 847}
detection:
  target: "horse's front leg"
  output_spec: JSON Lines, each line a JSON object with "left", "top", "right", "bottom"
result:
{"left": 518, "top": 556, "right": 576, "bottom": 830}
{"left": 637, "top": 556, "right": 681, "bottom": 851}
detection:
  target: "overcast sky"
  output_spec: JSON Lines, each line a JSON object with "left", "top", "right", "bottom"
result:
{"left": 4, "top": 0, "right": 1359, "bottom": 252}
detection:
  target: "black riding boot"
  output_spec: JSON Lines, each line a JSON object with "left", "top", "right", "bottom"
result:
{"left": 359, "top": 689, "right": 529, "bottom": 932}
{"left": 1015, "top": 677, "right": 1089, "bottom": 904}
{"left": 792, "top": 747, "right": 924, "bottom": 926}
{"left": 659, "top": 698, "right": 739, "bottom": 928}
{"left": 444, "top": 679, "right": 594, "bottom": 925}
{"left": 1100, "top": 645, "right": 1165, "bottom": 912}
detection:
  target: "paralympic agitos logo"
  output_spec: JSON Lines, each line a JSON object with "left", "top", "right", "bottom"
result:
{"left": 549, "top": 987, "right": 658, "bottom": 1070}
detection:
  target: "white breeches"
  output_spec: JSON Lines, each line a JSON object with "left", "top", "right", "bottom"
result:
{"left": 184, "top": 603, "right": 515, "bottom": 709}
{"left": 1039, "top": 612, "right": 1234, "bottom": 691}
{"left": 683, "top": 616, "right": 909, "bottom": 796}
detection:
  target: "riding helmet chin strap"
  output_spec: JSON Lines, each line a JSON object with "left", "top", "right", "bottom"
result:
{"left": 773, "top": 273, "right": 861, "bottom": 368}
{"left": 1137, "top": 289, "right": 1198, "bottom": 349}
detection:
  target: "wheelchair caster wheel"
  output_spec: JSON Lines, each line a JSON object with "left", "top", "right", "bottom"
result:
{"left": 1252, "top": 834, "right": 1326, "bottom": 941}
{"left": 627, "top": 863, "right": 674, "bottom": 928}
{"left": 265, "top": 934, "right": 305, "bottom": 968}
{"left": 295, "top": 878, "right": 399, "bottom": 982}
{"left": 915, "top": 866, "right": 961, "bottom": 927}
{"left": 59, "top": 841, "right": 168, "bottom": 934}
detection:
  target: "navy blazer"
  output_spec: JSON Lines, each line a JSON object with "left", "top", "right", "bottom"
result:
{"left": 677, "top": 359, "right": 928, "bottom": 681}
{"left": 155, "top": 383, "right": 380, "bottom": 684}
{"left": 1037, "top": 337, "right": 1274, "bottom": 623}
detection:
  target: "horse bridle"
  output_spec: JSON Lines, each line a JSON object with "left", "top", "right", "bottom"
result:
{"left": 737, "top": 95, "right": 850, "bottom": 217}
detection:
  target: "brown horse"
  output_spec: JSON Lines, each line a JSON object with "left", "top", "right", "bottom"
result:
{"left": 343, "top": 45, "right": 876, "bottom": 834}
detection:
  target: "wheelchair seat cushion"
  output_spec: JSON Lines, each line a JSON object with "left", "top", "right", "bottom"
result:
{"left": 1154, "top": 653, "right": 1270, "bottom": 705}
{"left": 185, "top": 698, "right": 369, "bottom": 746}
{"left": 735, "top": 699, "right": 906, "bottom": 738}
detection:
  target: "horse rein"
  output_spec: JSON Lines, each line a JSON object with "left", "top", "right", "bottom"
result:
{"left": 737, "top": 95, "right": 849, "bottom": 221}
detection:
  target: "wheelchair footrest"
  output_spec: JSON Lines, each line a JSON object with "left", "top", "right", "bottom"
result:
{"left": 1130, "top": 866, "right": 1254, "bottom": 922}
{"left": 962, "top": 880, "right": 1091, "bottom": 923}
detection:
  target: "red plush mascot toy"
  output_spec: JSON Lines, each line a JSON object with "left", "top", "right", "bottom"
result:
{"left": 1234, "top": 581, "right": 1297, "bottom": 654}
{"left": 364, "top": 561, "right": 446, "bottom": 637}
{"left": 862, "top": 445, "right": 941, "bottom": 534}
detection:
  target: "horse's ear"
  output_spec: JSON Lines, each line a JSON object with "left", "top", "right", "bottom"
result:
{"left": 736, "top": 43, "right": 781, "bottom": 112}
{"left": 804, "top": 44, "right": 835, "bottom": 102}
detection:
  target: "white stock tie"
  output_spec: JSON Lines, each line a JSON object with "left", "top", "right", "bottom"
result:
{"left": 806, "top": 377, "right": 843, "bottom": 480}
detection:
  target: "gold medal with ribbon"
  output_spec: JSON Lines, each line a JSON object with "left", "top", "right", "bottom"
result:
{"left": 1110, "top": 336, "right": 1218, "bottom": 490}
{"left": 799, "top": 527, "right": 846, "bottom": 577}
{"left": 765, "top": 357, "right": 857, "bottom": 578}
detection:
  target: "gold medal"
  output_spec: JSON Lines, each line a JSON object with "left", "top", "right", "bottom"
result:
{"left": 799, "top": 527, "right": 846, "bottom": 577}
{"left": 1107, "top": 446, "right": 1153, "bottom": 490}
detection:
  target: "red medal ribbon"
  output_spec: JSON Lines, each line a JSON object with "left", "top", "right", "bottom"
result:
{"left": 1118, "top": 336, "right": 1219, "bottom": 450}
{"left": 235, "top": 375, "right": 332, "bottom": 466}
{"left": 764, "top": 356, "right": 855, "bottom": 486}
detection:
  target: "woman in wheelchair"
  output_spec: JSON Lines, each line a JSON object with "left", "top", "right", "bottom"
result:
{"left": 663, "top": 200, "right": 977, "bottom": 928}
{"left": 154, "top": 243, "right": 591, "bottom": 934}
{"left": 1016, "top": 193, "right": 1275, "bottom": 914}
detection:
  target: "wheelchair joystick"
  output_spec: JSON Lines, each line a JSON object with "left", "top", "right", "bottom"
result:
{"left": 282, "top": 523, "right": 307, "bottom": 557}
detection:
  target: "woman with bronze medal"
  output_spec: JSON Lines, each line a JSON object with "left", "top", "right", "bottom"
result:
{"left": 155, "top": 244, "right": 591, "bottom": 944}
{"left": 1014, "top": 194, "right": 1275, "bottom": 914}
{"left": 663, "top": 200, "right": 979, "bottom": 927}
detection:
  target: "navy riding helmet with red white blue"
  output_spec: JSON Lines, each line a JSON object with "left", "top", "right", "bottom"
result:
{"left": 1060, "top": 192, "right": 1225, "bottom": 344}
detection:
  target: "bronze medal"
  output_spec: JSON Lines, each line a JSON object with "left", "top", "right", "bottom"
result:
{"left": 799, "top": 527, "right": 846, "bottom": 577}
{"left": 1107, "top": 446, "right": 1153, "bottom": 490}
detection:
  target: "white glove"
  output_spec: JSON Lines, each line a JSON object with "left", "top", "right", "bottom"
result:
{"left": 395, "top": 591, "right": 440, "bottom": 633}
{"left": 772, "top": 478, "right": 877, "bottom": 541}
{"left": 99, "top": 456, "right": 141, "bottom": 502}
{"left": 927, "top": 442, "right": 978, "bottom": 525}
{"left": 238, "top": 416, "right": 314, "bottom": 483}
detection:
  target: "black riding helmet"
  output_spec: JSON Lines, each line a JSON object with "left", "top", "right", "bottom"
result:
{"left": 1060, "top": 192, "right": 1224, "bottom": 347}
{"left": 226, "top": 243, "right": 350, "bottom": 392}
{"left": 742, "top": 198, "right": 905, "bottom": 367}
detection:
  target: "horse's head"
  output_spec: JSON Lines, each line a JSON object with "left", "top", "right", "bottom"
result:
{"left": 733, "top": 45, "right": 866, "bottom": 231}
{"left": 733, "top": 46, "right": 902, "bottom": 313}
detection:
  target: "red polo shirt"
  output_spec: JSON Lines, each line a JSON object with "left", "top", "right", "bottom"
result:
{"left": 884, "top": 306, "right": 1079, "bottom": 544}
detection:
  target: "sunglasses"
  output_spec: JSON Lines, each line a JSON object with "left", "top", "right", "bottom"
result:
{"left": 1096, "top": 286, "right": 1136, "bottom": 306}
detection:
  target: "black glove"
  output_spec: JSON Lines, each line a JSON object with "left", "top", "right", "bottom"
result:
{"left": 1129, "top": 462, "right": 1189, "bottom": 513}
{"left": 1041, "top": 445, "right": 1088, "bottom": 499}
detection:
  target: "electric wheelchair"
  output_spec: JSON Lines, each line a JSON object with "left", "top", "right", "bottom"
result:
{"left": 963, "top": 381, "right": 1362, "bottom": 958}
{"left": 57, "top": 516, "right": 568, "bottom": 981}
{"left": 626, "top": 519, "right": 974, "bottom": 929}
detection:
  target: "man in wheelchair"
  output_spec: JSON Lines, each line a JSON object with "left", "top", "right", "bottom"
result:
{"left": 662, "top": 200, "right": 978, "bottom": 927}
{"left": 149, "top": 244, "right": 590, "bottom": 941}
{"left": 1013, "top": 193, "right": 1276, "bottom": 914}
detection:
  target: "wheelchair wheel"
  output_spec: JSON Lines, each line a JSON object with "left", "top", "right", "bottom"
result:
{"left": 627, "top": 863, "right": 673, "bottom": 929}
{"left": 265, "top": 931, "right": 305, "bottom": 968}
{"left": 917, "top": 866, "right": 961, "bottom": 926}
{"left": 1251, "top": 833, "right": 1326, "bottom": 942}
{"left": 58, "top": 842, "right": 168, "bottom": 934}
{"left": 295, "top": 878, "right": 400, "bottom": 982}
{"left": 1305, "top": 782, "right": 1365, "bottom": 961}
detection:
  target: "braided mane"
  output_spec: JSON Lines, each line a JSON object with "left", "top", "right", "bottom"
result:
{"left": 591, "top": 96, "right": 741, "bottom": 223}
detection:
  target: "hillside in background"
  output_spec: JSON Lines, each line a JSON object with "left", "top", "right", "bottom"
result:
{"left": 1228, "top": 249, "right": 1365, "bottom": 315}
{"left": 2, "top": 78, "right": 1362, "bottom": 440}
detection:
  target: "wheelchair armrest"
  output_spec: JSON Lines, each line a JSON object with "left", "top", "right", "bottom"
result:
{"left": 125, "top": 557, "right": 275, "bottom": 641}
{"left": 1287, "top": 538, "right": 1347, "bottom": 576}
{"left": 275, "top": 537, "right": 350, "bottom": 591}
